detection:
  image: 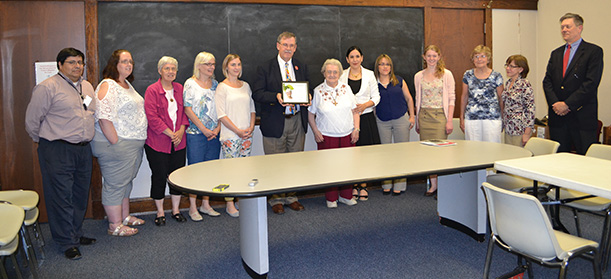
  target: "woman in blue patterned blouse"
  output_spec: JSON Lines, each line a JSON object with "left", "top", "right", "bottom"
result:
{"left": 501, "top": 55, "right": 535, "bottom": 147}
{"left": 459, "top": 45, "right": 504, "bottom": 142}
{"left": 183, "top": 52, "right": 223, "bottom": 221}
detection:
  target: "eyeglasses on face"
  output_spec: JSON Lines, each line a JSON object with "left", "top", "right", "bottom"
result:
{"left": 65, "top": 60, "right": 85, "bottom": 66}
{"left": 505, "top": 64, "right": 520, "bottom": 69}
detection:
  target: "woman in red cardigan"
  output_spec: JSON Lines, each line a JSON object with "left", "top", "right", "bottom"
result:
{"left": 144, "top": 56, "right": 190, "bottom": 226}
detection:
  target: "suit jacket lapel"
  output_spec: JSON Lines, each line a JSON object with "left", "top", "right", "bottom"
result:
{"left": 564, "top": 42, "right": 585, "bottom": 80}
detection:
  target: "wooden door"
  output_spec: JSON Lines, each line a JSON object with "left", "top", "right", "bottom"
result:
{"left": 425, "top": 8, "right": 487, "bottom": 118}
{"left": 0, "top": 1, "right": 91, "bottom": 222}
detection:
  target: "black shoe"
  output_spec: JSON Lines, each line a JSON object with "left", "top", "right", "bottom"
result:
{"left": 392, "top": 191, "right": 402, "bottom": 196}
{"left": 64, "top": 247, "right": 82, "bottom": 260}
{"left": 79, "top": 236, "right": 97, "bottom": 245}
{"left": 172, "top": 213, "right": 187, "bottom": 223}
{"left": 155, "top": 216, "right": 166, "bottom": 226}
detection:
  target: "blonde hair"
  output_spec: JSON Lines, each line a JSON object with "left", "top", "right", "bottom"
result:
{"left": 192, "top": 52, "right": 215, "bottom": 79}
{"left": 470, "top": 45, "right": 492, "bottom": 65}
{"left": 222, "top": 54, "right": 242, "bottom": 78}
{"left": 423, "top": 45, "right": 446, "bottom": 79}
{"left": 374, "top": 54, "right": 399, "bottom": 86}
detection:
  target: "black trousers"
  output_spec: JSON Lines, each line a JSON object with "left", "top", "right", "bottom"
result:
{"left": 38, "top": 139, "right": 92, "bottom": 251}
{"left": 549, "top": 120, "right": 597, "bottom": 155}
{"left": 144, "top": 144, "right": 186, "bottom": 199}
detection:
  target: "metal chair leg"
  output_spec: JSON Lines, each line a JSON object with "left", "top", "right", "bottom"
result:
{"left": 19, "top": 227, "right": 38, "bottom": 278}
{"left": 573, "top": 208, "right": 582, "bottom": 236}
{"left": 483, "top": 235, "right": 495, "bottom": 279}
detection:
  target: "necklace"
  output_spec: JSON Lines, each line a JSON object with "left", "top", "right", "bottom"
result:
{"left": 321, "top": 84, "right": 346, "bottom": 106}
{"left": 350, "top": 69, "right": 361, "bottom": 79}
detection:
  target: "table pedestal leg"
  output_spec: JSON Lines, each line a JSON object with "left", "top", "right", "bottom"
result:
{"left": 438, "top": 169, "right": 487, "bottom": 241}
{"left": 239, "top": 196, "right": 269, "bottom": 278}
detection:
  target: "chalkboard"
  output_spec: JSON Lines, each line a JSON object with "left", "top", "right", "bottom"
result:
{"left": 98, "top": 3, "right": 423, "bottom": 97}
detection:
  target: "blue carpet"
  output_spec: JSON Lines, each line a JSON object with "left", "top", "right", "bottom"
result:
{"left": 11, "top": 182, "right": 609, "bottom": 279}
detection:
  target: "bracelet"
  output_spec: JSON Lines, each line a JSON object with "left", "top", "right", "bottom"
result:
{"left": 354, "top": 128, "right": 360, "bottom": 132}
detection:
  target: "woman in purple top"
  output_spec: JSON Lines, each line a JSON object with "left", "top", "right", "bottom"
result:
{"left": 144, "top": 56, "right": 190, "bottom": 226}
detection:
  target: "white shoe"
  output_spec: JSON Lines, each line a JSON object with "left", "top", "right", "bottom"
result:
{"left": 199, "top": 206, "right": 221, "bottom": 217}
{"left": 189, "top": 211, "right": 203, "bottom": 222}
{"left": 226, "top": 208, "right": 239, "bottom": 218}
{"left": 338, "top": 197, "right": 357, "bottom": 206}
{"left": 326, "top": 200, "right": 338, "bottom": 208}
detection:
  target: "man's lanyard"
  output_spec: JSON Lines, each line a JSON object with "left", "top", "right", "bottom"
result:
{"left": 59, "top": 73, "right": 88, "bottom": 111}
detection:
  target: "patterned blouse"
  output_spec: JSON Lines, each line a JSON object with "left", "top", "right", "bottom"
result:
{"left": 421, "top": 78, "right": 443, "bottom": 109}
{"left": 462, "top": 69, "right": 503, "bottom": 120}
{"left": 183, "top": 77, "right": 219, "bottom": 134}
{"left": 94, "top": 79, "right": 147, "bottom": 140}
{"left": 501, "top": 77, "right": 535, "bottom": 136}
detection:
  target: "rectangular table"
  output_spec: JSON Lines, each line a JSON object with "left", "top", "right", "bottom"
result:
{"left": 494, "top": 153, "right": 611, "bottom": 199}
{"left": 169, "top": 140, "right": 530, "bottom": 278}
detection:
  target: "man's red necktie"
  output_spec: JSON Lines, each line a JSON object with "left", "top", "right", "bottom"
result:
{"left": 563, "top": 44, "right": 571, "bottom": 77}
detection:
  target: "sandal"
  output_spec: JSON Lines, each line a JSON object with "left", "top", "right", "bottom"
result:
{"left": 356, "top": 185, "right": 369, "bottom": 201}
{"left": 155, "top": 216, "right": 166, "bottom": 226}
{"left": 107, "top": 224, "right": 138, "bottom": 237}
{"left": 123, "top": 216, "right": 145, "bottom": 226}
{"left": 172, "top": 213, "right": 187, "bottom": 223}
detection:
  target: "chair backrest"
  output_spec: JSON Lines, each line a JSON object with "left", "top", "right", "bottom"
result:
{"left": 0, "top": 202, "right": 25, "bottom": 245}
{"left": 447, "top": 118, "right": 465, "bottom": 140}
{"left": 482, "top": 182, "right": 562, "bottom": 261}
{"left": 524, "top": 137, "right": 560, "bottom": 156}
{"left": 586, "top": 144, "right": 611, "bottom": 160}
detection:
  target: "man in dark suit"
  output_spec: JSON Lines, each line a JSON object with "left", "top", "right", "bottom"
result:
{"left": 543, "top": 13, "right": 604, "bottom": 155}
{"left": 253, "top": 31, "right": 309, "bottom": 214}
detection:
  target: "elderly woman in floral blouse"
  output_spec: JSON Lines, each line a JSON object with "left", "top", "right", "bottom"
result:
{"left": 501, "top": 55, "right": 535, "bottom": 147}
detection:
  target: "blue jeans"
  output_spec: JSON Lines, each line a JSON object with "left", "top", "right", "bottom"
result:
{"left": 186, "top": 133, "right": 220, "bottom": 165}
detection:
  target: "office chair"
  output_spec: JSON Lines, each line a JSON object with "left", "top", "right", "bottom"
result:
{"left": 482, "top": 182, "right": 601, "bottom": 279}
{"left": 0, "top": 190, "right": 42, "bottom": 278}
{"left": 546, "top": 144, "right": 611, "bottom": 270}
{"left": 486, "top": 137, "right": 560, "bottom": 193}
{"left": 0, "top": 202, "right": 26, "bottom": 279}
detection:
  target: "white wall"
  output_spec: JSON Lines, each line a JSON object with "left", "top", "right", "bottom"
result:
{"left": 535, "top": 0, "right": 610, "bottom": 126}
{"left": 493, "top": 2, "right": 609, "bottom": 138}
{"left": 492, "top": 10, "right": 539, "bottom": 114}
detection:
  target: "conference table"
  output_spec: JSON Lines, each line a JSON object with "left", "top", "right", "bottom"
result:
{"left": 168, "top": 140, "right": 531, "bottom": 278}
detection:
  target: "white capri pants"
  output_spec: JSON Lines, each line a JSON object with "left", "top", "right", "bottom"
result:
{"left": 464, "top": 119, "right": 502, "bottom": 143}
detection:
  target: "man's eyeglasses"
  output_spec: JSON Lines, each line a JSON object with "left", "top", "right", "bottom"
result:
{"left": 65, "top": 60, "right": 85, "bottom": 66}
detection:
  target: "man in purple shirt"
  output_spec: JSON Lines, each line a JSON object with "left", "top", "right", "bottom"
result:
{"left": 25, "top": 47, "right": 97, "bottom": 260}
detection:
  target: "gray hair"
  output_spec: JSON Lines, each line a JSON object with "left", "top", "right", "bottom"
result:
{"left": 560, "top": 13, "right": 584, "bottom": 26}
{"left": 320, "top": 59, "right": 343, "bottom": 77}
{"left": 157, "top": 56, "right": 178, "bottom": 72}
